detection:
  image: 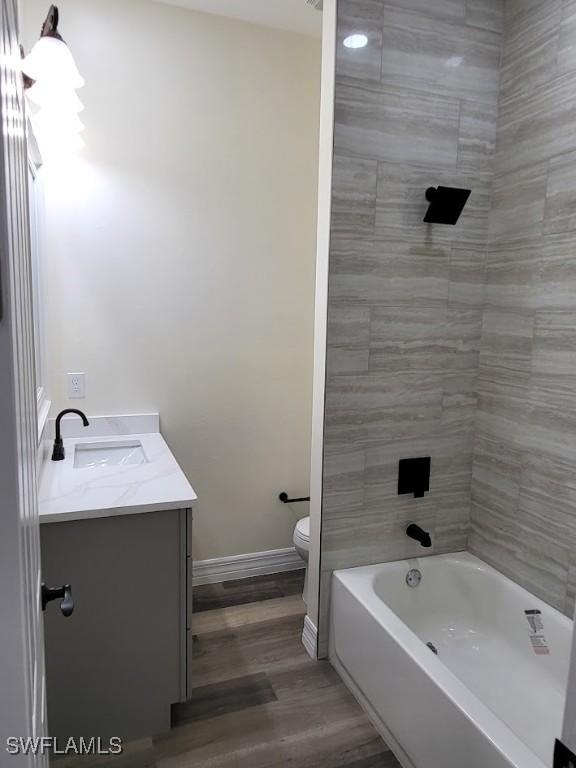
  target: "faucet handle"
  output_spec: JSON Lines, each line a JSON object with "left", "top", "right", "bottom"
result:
{"left": 41, "top": 583, "right": 74, "bottom": 617}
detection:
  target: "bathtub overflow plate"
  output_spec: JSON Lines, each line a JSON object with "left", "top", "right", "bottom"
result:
{"left": 406, "top": 568, "right": 422, "bottom": 588}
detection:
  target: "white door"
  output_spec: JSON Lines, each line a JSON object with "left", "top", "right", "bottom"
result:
{"left": 0, "top": 0, "right": 47, "bottom": 763}
{"left": 563, "top": 633, "right": 576, "bottom": 759}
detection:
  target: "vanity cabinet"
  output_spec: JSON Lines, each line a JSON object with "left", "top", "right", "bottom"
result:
{"left": 40, "top": 507, "right": 193, "bottom": 743}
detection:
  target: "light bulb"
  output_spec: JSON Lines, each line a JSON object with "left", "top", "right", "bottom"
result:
{"left": 21, "top": 36, "right": 84, "bottom": 90}
{"left": 26, "top": 81, "right": 84, "bottom": 112}
{"left": 34, "top": 121, "right": 84, "bottom": 158}
{"left": 32, "top": 109, "right": 84, "bottom": 135}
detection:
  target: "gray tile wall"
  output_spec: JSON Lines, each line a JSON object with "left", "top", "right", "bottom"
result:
{"left": 469, "top": 0, "right": 576, "bottom": 617}
{"left": 319, "top": 0, "right": 504, "bottom": 651}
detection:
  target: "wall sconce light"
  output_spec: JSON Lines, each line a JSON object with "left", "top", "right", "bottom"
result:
{"left": 21, "top": 5, "right": 85, "bottom": 158}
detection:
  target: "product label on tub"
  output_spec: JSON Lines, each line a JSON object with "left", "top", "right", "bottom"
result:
{"left": 524, "top": 609, "right": 550, "bottom": 655}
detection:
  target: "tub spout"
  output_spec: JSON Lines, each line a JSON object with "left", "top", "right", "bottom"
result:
{"left": 406, "top": 524, "right": 432, "bottom": 548}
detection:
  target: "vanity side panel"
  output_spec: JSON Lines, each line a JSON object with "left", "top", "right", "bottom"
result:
{"left": 179, "top": 507, "right": 194, "bottom": 701}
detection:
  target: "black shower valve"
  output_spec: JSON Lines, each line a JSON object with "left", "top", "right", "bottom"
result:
{"left": 398, "top": 457, "right": 431, "bottom": 499}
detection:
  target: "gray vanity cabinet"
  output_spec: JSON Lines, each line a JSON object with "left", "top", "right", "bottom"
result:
{"left": 40, "top": 508, "right": 193, "bottom": 743}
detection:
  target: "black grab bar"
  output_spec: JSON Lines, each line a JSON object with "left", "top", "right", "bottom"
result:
{"left": 279, "top": 492, "right": 310, "bottom": 504}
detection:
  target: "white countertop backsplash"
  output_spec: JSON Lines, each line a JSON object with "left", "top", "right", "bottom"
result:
{"left": 38, "top": 413, "right": 197, "bottom": 524}
{"left": 42, "top": 412, "right": 160, "bottom": 440}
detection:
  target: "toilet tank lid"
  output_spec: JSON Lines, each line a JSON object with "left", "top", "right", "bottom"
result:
{"left": 296, "top": 516, "right": 310, "bottom": 540}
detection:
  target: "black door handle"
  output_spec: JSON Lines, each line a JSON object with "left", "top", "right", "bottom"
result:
{"left": 41, "top": 583, "right": 74, "bottom": 617}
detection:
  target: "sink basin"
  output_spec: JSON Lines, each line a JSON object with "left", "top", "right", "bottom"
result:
{"left": 74, "top": 440, "right": 148, "bottom": 469}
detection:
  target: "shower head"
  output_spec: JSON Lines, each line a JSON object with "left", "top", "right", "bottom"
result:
{"left": 424, "top": 186, "right": 471, "bottom": 225}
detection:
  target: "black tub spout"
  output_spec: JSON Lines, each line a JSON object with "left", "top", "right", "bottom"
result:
{"left": 406, "top": 524, "right": 432, "bottom": 548}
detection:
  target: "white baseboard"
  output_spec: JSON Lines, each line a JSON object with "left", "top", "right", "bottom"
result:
{"left": 193, "top": 546, "right": 305, "bottom": 586}
{"left": 301, "top": 615, "right": 318, "bottom": 659}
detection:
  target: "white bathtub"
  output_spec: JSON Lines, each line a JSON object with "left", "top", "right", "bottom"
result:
{"left": 329, "top": 552, "right": 572, "bottom": 768}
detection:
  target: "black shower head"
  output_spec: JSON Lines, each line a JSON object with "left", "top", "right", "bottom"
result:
{"left": 424, "top": 186, "right": 471, "bottom": 225}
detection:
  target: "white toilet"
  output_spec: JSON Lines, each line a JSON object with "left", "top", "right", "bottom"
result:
{"left": 293, "top": 516, "right": 310, "bottom": 604}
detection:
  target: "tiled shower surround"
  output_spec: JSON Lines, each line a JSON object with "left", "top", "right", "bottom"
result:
{"left": 320, "top": 0, "right": 576, "bottom": 648}
{"left": 470, "top": 0, "right": 576, "bottom": 617}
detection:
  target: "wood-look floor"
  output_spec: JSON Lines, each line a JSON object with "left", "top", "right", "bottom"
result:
{"left": 53, "top": 570, "right": 400, "bottom": 767}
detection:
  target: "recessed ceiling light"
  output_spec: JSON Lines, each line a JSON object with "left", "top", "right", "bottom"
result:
{"left": 343, "top": 33, "right": 368, "bottom": 49}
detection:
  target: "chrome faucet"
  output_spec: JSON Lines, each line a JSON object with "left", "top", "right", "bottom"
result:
{"left": 52, "top": 409, "right": 90, "bottom": 461}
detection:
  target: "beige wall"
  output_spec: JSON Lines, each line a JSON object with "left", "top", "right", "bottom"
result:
{"left": 23, "top": 0, "right": 320, "bottom": 560}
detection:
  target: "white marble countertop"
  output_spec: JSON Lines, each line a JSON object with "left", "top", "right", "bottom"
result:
{"left": 38, "top": 414, "right": 197, "bottom": 524}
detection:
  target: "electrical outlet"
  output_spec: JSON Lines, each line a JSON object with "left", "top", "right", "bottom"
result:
{"left": 554, "top": 739, "right": 576, "bottom": 768}
{"left": 67, "top": 372, "right": 86, "bottom": 400}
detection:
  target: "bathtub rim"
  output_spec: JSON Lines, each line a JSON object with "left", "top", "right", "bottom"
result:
{"left": 329, "top": 551, "right": 566, "bottom": 768}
